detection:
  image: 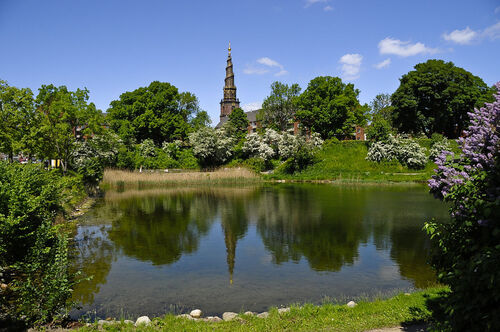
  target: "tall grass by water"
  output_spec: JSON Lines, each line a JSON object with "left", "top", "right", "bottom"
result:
{"left": 101, "top": 168, "right": 261, "bottom": 189}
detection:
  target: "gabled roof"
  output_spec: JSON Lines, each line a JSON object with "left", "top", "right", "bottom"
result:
{"left": 215, "top": 109, "right": 261, "bottom": 128}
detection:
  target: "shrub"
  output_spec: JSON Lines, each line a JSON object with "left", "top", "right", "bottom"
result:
{"left": 0, "top": 163, "right": 75, "bottom": 326}
{"left": 366, "top": 135, "right": 427, "bottom": 169}
{"left": 425, "top": 82, "right": 500, "bottom": 331}
{"left": 428, "top": 137, "right": 451, "bottom": 162}
{"left": 366, "top": 114, "right": 392, "bottom": 141}
{"left": 189, "top": 127, "right": 236, "bottom": 168}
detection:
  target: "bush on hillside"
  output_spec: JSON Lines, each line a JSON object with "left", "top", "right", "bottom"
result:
{"left": 366, "top": 135, "right": 427, "bottom": 169}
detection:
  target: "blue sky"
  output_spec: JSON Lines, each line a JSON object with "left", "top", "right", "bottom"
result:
{"left": 1, "top": 0, "right": 499, "bottom": 124}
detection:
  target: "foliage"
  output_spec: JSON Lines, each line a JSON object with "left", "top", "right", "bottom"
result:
{"left": 107, "top": 81, "right": 200, "bottom": 146}
{"left": 366, "top": 114, "right": 392, "bottom": 141}
{"left": 189, "top": 127, "right": 236, "bottom": 168}
{"left": 242, "top": 132, "right": 275, "bottom": 161}
{"left": 260, "top": 81, "right": 301, "bottom": 131}
{"left": 0, "top": 80, "right": 37, "bottom": 160}
{"left": 35, "top": 84, "right": 104, "bottom": 173}
{"left": 227, "top": 107, "right": 249, "bottom": 138}
{"left": 366, "top": 135, "right": 428, "bottom": 169}
{"left": 391, "top": 59, "right": 493, "bottom": 138}
{"left": 0, "top": 163, "right": 75, "bottom": 326}
{"left": 72, "top": 132, "right": 121, "bottom": 190}
{"left": 296, "top": 76, "right": 368, "bottom": 139}
{"left": 369, "top": 93, "right": 394, "bottom": 125}
{"left": 428, "top": 136, "right": 451, "bottom": 162}
{"left": 425, "top": 82, "right": 500, "bottom": 331}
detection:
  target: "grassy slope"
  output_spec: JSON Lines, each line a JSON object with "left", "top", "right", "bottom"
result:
{"left": 267, "top": 140, "right": 458, "bottom": 183}
{"left": 82, "top": 287, "right": 446, "bottom": 332}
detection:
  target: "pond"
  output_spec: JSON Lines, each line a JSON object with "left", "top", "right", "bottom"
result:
{"left": 70, "top": 184, "right": 448, "bottom": 319}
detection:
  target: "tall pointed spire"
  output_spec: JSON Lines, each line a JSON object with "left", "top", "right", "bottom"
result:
{"left": 220, "top": 42, "right": 240, "bottom": 120}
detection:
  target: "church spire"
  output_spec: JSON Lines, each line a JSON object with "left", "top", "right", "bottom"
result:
{"left": 220, "top": 42, "right": 240, "bottom": 120}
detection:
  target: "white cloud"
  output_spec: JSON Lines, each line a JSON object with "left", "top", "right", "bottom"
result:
{"left": 304, "top": 0, "right": 328, "bottom": 8}
{"left": 324, "top": 5, "right": 334, "bottom": 11}
{"left": 242, "top": 102, "right": 262, "bottom": 112}
{"left": 339, "top": 53, "right": 362, "bottom": 80}
{"left": 378, "top": 37, "right": 439, "bottom": 57}
{"left": 374, "top": 58, "right": 391, "bottom": 69}
{"left": 257, "top": 57, "right": 281, "bottom": 68}
{"left": 443, "top": 26, "right": 479, "bottom": 45}
{"left": 483, "top": 21, "right": 500, "bottom": 40}
{"left": 247, "top": 57, "right": 288, "bottom": 77}
{"left": 243, "top": 67, "right": 269, "bottom": 75}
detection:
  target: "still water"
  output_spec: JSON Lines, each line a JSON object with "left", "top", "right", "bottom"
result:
{"left": 70, "top": 184, "right": 448, "bottom": 319}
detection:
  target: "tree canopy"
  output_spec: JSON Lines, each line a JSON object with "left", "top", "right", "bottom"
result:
{"left": 391, "top": 59, "right": 493, "bottom": 138}
{"left": 106, "top": 81, "right": 202, "bottom": 146}
{"left": 260, "top": 81, "right": 301, "bottom": 131}
{"left": 296, "top": 76, "right": 367, "bottom": 139}
{"left": 227, "top": 107, "right": 249, "bottom": 138}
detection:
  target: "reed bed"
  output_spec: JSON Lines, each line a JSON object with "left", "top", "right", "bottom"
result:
{"left": 101, "top": 168, "right": 261, "bottom": 189}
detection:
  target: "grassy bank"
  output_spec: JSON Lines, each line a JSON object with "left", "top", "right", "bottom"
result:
{"left": 267, "top": 140, "right": 456, "bottom": 183}
{"left": 79, "top": 286, "right": 446, "bottom": 332}
{"left": 101, "top": 168, "right": 261, "bottom": 189}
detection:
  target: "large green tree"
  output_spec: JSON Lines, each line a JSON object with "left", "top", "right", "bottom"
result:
{"left": 107, "top": 81, "right": 201, "bottom": 146}
{"left": 260, "top": 81, "right": 301, "bottom": 131}
{"left": 227, "top": 107, "right": 249, "bottom": 138}
{"left": 370, "top": 93, "right": 394, "bottom": 125}
{"left": 391, "top": 59, "right": 492, "bottom": 138}
{"left": 296, "top": 76, "right": 367, "bottom": 139}
{"left": 0, "top": 80, "right": 37, "bottom": 161}
{"left": 35, "top": 84, "right": 104, "bottom": 173}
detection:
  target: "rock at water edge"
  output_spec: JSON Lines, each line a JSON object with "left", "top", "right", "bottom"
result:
{"left": 222, "top": 312, "right": 238, "bottom": 321}
{"left": 257, "top": 312, "right": 269, "bottom": 318}
{"left": 190, "top": 309, "right": 202, "bottom": 318}
{"left": 347, "top": 301, "right": 357, "bottom": 308}
{"left": 177, "top": 314, "right": 195, "bottom": 320}
{"left": 205, "top": 316, "right": 223, "bottom": 322}
{"left": 135, "top": 316, "right": 151, "bottom": 326}
{"left": 244, "top": 311, "right": 255, "bottom": 316}
{"left": 278, "top": 307, "right": 290, "bottom": 314}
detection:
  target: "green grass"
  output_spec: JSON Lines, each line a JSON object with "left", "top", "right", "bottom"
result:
{"left": 78, "top": 287, "right": 447, "bottom": 332}
{"left": 266, "top": 140, "right": 459, "bottom": 183}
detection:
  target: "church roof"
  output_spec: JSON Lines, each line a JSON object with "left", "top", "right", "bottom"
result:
{"left": 215, "top": 109, "right": 261, "bottom": 129}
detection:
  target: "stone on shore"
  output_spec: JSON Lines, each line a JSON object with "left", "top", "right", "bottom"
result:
{"left": 278, "top": 307, "right": 290, "bottom": 314}
{"left": 177, "top": 314, "right": 195, "bottom": 320}
{"left": 98, "top": 319, "right": 115, "bottom": 325}
{"left": 190, "top": 309, "right": 202, "bottom": 318}
{"left": 204, "top": 316, "right": 222, "bottom": 322}
{"left": 222, "top": 312, "right": 238, "bottom": 321}
{"left": 244, "top": 311, "right": 255, "bottom": 316}
{"left": 257, "top": 312, "right": 269, "bottom": 318}
{"left": 123, "top": 320, "right": 134, "bottom": 324}
{"left": 347, "top": 301, "right": 357, "bottom": 308}
{"left": 135, "top": 316, "right": 151, "bottom": 326}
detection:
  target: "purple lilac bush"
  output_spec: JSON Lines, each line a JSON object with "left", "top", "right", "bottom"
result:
{"left": 425, "top": 82, "right": 499, "bottom": 331}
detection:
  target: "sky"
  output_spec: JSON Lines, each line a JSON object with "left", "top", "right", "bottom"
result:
{"left": 1, "top": 0, "right": 500, "bottom": 124}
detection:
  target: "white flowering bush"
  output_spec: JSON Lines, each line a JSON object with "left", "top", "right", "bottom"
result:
{"left": 189, "top": 127, "right": 236, "bottom": 167}
{"left": 366, "top": 135, "right": 427, "bottom": 169}
{"left": 277, "top": 132, "right": 299, "bottom": 159}
{"left": 429, "top": 138, "right": 451, "bottom": 161}
{"left": 161, "top": 139, "right": 183, "bottom": 159}
{"left": 242, "top": 132, "right": 275, "bottom": 161}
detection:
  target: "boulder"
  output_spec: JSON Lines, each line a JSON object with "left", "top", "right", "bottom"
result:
{"left": 257, "top": 312, "right": 269, "bottom": 318}
{"left": 347, "top": 301, "right": 357, "bottom": 308}
{"left": 98, "top": 319, "right": 115, "bottom": 325}
{"left": 222, "top": 312, "right": 238, "bottom": 321}
{"left": 244, "top": 311, "right": 255, "bottom": 316}
{"left": 177, "top": 314, "right": 195, "bottom": 320}
{"left": 278, "top": 307, "right": 290, "bottom": 314}
{"left": 123, "top": 320, "right": 134, "bottom": 324}
{"left": 205, "top": 316, "right": 222, "bottom": 322}
{"left": 135, "top": 316, "right": 151, "bottom": 326}
{"left": 190, "top": 309, "right": 202, "bottom": 318}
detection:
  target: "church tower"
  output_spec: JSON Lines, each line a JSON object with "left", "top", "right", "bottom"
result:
{"left": 220, "top": 42, "right": 240, "bottom": 121}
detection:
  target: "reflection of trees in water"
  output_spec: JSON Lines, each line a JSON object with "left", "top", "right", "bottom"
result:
{"left": 106, "top": 192, "right": 218, "bottom": 265}
{"left": 70, "top": 226, "right": 115, "bottom": 305}
{"left": 255, "top": 185, "right": 369, "bottom": 272}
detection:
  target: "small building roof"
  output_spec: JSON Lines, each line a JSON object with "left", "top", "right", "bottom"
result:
{"left": 215, "top": 109, "right": 261, "bottom": 128}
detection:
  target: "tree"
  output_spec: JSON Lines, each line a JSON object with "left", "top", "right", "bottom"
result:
{"left": 35, "top": 85, "right": 104, "bottom": 173}
{"left": 260, "top": 81, "right": 301, "bottom": 131}
{"left": 190, "top": 110, "right": 211, "bottom": 130}
{"left": 366, "top": 114, "right": 392, "bottom": 141}
{"left": 296, "top": 76, "right": 367, "bottom": 139}
{"left": 425, "top": 82, "right": 500, "bottom": 330}
{"left": 227, "top": 107, "right": 249, "bottom": 138}
{"left": 370, "top": 93, "right": 394, "bottom": 125}
{"left": 189, "top": 127, "right": 235, "bottom": 168}
{"left": 391, "top": 59, "right": 493, "bottom": 138}
{"left": 107, "top": 81, "right": 200, "bottom": 146}
{"left": 0, "top": 80, "right": 37, "bottom": 161}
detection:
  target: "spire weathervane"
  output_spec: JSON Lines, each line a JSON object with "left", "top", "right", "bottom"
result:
{"left": 228, "top": 41, "right": 231, "bottom": 55}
